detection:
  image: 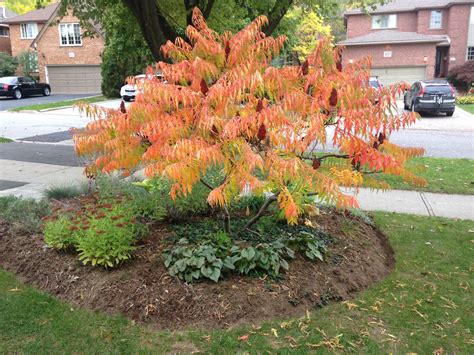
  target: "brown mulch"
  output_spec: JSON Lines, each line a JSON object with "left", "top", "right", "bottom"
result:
{"left": 0, "top": 208, "right": 394, "bottom": 330}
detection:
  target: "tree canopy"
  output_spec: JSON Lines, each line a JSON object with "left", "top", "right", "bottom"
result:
{"left": 74, "top": 8, "right": 423, "bottom": 233}
{"left": 57, "top": 0, "right": 389, "bottom": 61}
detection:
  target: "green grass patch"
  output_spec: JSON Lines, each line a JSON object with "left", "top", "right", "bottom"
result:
{"left": 0, "top": 137, "right": 13, "bottom": 143}
{"left": 1, "top": 212, "right": 472, "bottom": 353}
{"left": 458, "top": 104, "right": 474, "bottom": 115}
{"left": 373, "top": 157, "right": 474, "bottom": 195}
{"left": 9, "top": 96, "right": 108, "bottom": 112}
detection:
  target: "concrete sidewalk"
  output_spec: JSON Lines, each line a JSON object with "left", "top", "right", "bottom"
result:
{"left": 0, "top": 159, "right": 472, "bottom": 220}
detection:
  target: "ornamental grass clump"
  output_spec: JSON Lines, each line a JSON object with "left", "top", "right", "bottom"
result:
{"left": 74, "top": 8, "right": 424, "bottom": 234}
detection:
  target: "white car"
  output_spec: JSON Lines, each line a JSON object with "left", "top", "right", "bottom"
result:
{"left": 120, "top": 73, "right": 164, "bottom": 102}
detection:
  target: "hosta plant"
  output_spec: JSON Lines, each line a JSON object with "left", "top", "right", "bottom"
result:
{"left": 74, "top": 8, "right": 424, "bottom": 233}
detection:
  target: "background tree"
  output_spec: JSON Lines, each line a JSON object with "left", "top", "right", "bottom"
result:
{"left": 99, "top": 3, "right": 153, "bottom": 97}
{"left": 0, "top": 52, "right": 18, "bottom": 76}
{"left": 74, "top": 9, "right": 423, "bottom": 234}
{"left": 56, "top": 0, "right": 389, "bottom": 61}
{"left": 5, "top": 0, "right": 53, "bottom": 14}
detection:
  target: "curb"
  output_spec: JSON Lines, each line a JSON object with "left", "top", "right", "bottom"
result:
{"left": 8, "top": 95, "right": 106, "bottom": 113}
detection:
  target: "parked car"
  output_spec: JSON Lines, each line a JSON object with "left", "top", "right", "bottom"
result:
{"left": 368, "top": 76, "right": 383, "bottom": 90}
{"left": 403, "top": 80, "right": 455, "bottom": 116}
{"left": 120, "top": 73, "right": 164, "bottom": 102}
{"left": 0, "top": 76, "right": 51, "bottom": 99}
{"left": 368, "top": 76, "right": 383, "bottom": 103}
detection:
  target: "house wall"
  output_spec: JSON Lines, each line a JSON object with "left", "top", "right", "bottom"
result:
{"left": 36, "top": 14, "right": 104, "bottom": 82}
{"left": 9, "top": 23, "right": 44, "bottom": 57}
{"left": 346, "top": 12, "right": 418, "bottom": 39}
{"left": 342, "top": 42, "right": 437, "bottom": 79}
{"left": 446, "top": 4, "right": 471, "bottom": 66}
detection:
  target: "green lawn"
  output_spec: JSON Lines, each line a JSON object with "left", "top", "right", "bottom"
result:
{"left": 458, "top": 104, "right": 474, "bottom": 115}
{"left": 374, "top": 157, "right": 474, "bottom": 195}
{"left": 1, "top": 212, "right": 472, "bottom": 353}
{"left": 9, "top": 95, "right": 108, "bottom": 112}
{"left": 0, "top": 137, "right": 13, "bottom": 143}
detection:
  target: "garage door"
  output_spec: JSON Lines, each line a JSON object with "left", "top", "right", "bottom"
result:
{"left": 371, "top": 66, "right": 426, "bottom": 86}
{"left": 47, "top": 65, "right": 101, "bottom": 94}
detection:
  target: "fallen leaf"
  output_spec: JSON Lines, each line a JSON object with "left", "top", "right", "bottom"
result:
{"left": 238, "top": 334, "right": 249, "bottom": 342}
{"left": 271, "top": 328, "right": 278, "bottom": 338}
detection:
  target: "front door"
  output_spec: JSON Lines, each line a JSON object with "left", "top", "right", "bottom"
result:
{"left": 435, "top": 46, "right": 449, "bottom": 78}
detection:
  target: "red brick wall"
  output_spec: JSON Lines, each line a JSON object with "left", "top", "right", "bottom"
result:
{"left": 341, "top": 42, "right": 437, "bottom": 78}
{"left": 346, "top": 12, "right": 418, "bottom": 39}
{"left": 446, "top": 4, "right": 471, "bottom": 67}
{"left": 9, "top": 23, "right": 44, "bottom": 57}
{"left": 36, "top": 14, "right": 104, "bottom": 82}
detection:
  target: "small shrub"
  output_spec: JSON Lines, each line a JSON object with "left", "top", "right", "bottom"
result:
{"left": 44, "top": 184, "right": 89, "bottom": 200}
{"left": 456, "top": 95, "right": 474, "bottom": 105}
{"left": 43, "top": 216, "right": 77, "bottom": 250}
{"left": 448, "top": 61, "right": 474, "bottom": 90}
{"left": 76, "top": 203, "right": 148, "bottom": 267}
{"left": 0, "top": 196, "right": 50, "bottom": 233}
{"left": 94, "top": 175, "right": 166, "bottom": 221}
{"left": 0, "top": 52, "right": 18, "bottom": 76}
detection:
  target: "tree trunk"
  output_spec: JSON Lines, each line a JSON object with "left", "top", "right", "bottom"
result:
{"left": 122, "top": 0, "right": 179, "bottom": 61}
{"left": 263, "top": 0, "right": 294, "bottom": 36}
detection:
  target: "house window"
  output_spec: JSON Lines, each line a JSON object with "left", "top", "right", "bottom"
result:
{"left": 20, "top": 23, "right": 38, "bottom": 39}
{"left": 430, "top": 10, "right": 443, "bottom": 29}
{"left": 59, "top": 23, "right": 82, "bottom": 46}
{"left": 468, "top": 47, "right": 474, "bottom": 60}
{"left": 371, "top": 14, "right": 397, "bottom": 29}
{"left": 0, "top": 26, "right": 9, "bottom": 37}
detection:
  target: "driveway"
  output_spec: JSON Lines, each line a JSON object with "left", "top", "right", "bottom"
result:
{"left": 0, "top": 94, "right": 100, "bottom": 111}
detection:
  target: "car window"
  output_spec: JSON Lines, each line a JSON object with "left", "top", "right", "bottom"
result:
{"left": 369, "top": 80, "right": 381, "bottom": 88}
{"left": 22, "top": 77, "right": 35, "bottom": 84}
{"left": 0, "top": 77, "right": 17, "bottom": 84}
{"left": 424, "top": 85, "right": 452, "bottom": 94}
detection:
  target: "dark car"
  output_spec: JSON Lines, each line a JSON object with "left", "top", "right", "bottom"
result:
{"left": 403, "top": 80, "right": 455, "bottom": 116}
{"left": 0, "top": 76, "right": 51, "bottom": 100}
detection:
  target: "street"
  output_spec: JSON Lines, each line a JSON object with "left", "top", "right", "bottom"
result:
{"left": 0, "top": 94, "right": 99, "bottom": 111}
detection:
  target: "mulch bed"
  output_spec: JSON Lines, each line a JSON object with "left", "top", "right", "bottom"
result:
{"left": 0, "top": 208, "right": 394, "bottom": 330}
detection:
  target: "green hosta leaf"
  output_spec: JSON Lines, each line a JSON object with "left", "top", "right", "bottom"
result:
{"left": 209, "top": 268, "right": 221, "bottom": 282}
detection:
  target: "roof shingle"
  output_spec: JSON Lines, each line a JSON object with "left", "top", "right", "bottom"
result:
{"left": 345, "top": 0, "right": 473, "bottom": 15}
{"left": 2, "top": 2, "right": 59, "bottom": 24}
{"left": 338, "top": 30, "right": 450, "bottom": 46}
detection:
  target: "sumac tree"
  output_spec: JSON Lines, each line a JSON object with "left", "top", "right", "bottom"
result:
{"left": 74, "top": 8, "right": 424, "bottom": 232}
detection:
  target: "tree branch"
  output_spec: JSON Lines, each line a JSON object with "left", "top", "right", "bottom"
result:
{"left": 244, "top": 193, "right": 278, "bottom": 229}
{"left": 200, "top": 178, "right": 214, "bottom": 190}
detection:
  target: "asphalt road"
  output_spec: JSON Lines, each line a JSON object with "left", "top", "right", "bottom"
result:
{"left": 0, "top": 94, "right": 99, "bottom": 111}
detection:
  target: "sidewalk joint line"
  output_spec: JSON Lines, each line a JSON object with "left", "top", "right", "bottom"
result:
{"left": 419, "top": 192, "right": 435, "bottom": 217}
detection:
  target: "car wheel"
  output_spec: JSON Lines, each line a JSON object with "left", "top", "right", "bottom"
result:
{"left": 123, "top": 96, "right": 130, "bottom": 102}
{"left": 13, "top": 89, "right": 22, "bottom": 99}
{"left": 43, "top": 87, "right": 50, "bottom": 96}
{"left": 446, "top": 111, "right": 454, "bottom": 117}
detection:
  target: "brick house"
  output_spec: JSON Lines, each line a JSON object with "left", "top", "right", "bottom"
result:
{"left": 0, "top": 1, "right": 17, "bottom": 55}
{"left": 3, "top": 2, "right": 105, "bottom": 94}
{"left": 338, "top": 0, "right": 474, "bottom": 85}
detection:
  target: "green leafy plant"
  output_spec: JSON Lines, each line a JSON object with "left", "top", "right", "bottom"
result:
{"left": 76, "top": 203, "right": 148, "bottom": 267}
{"left": 164, "top": 236, "right": 232, "bottom": 282}
{"left": 43, "top": 216, "right": 78, "bottom": 250}
{"left": 164, "top": 219, "right": 331, "bottom": 282}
